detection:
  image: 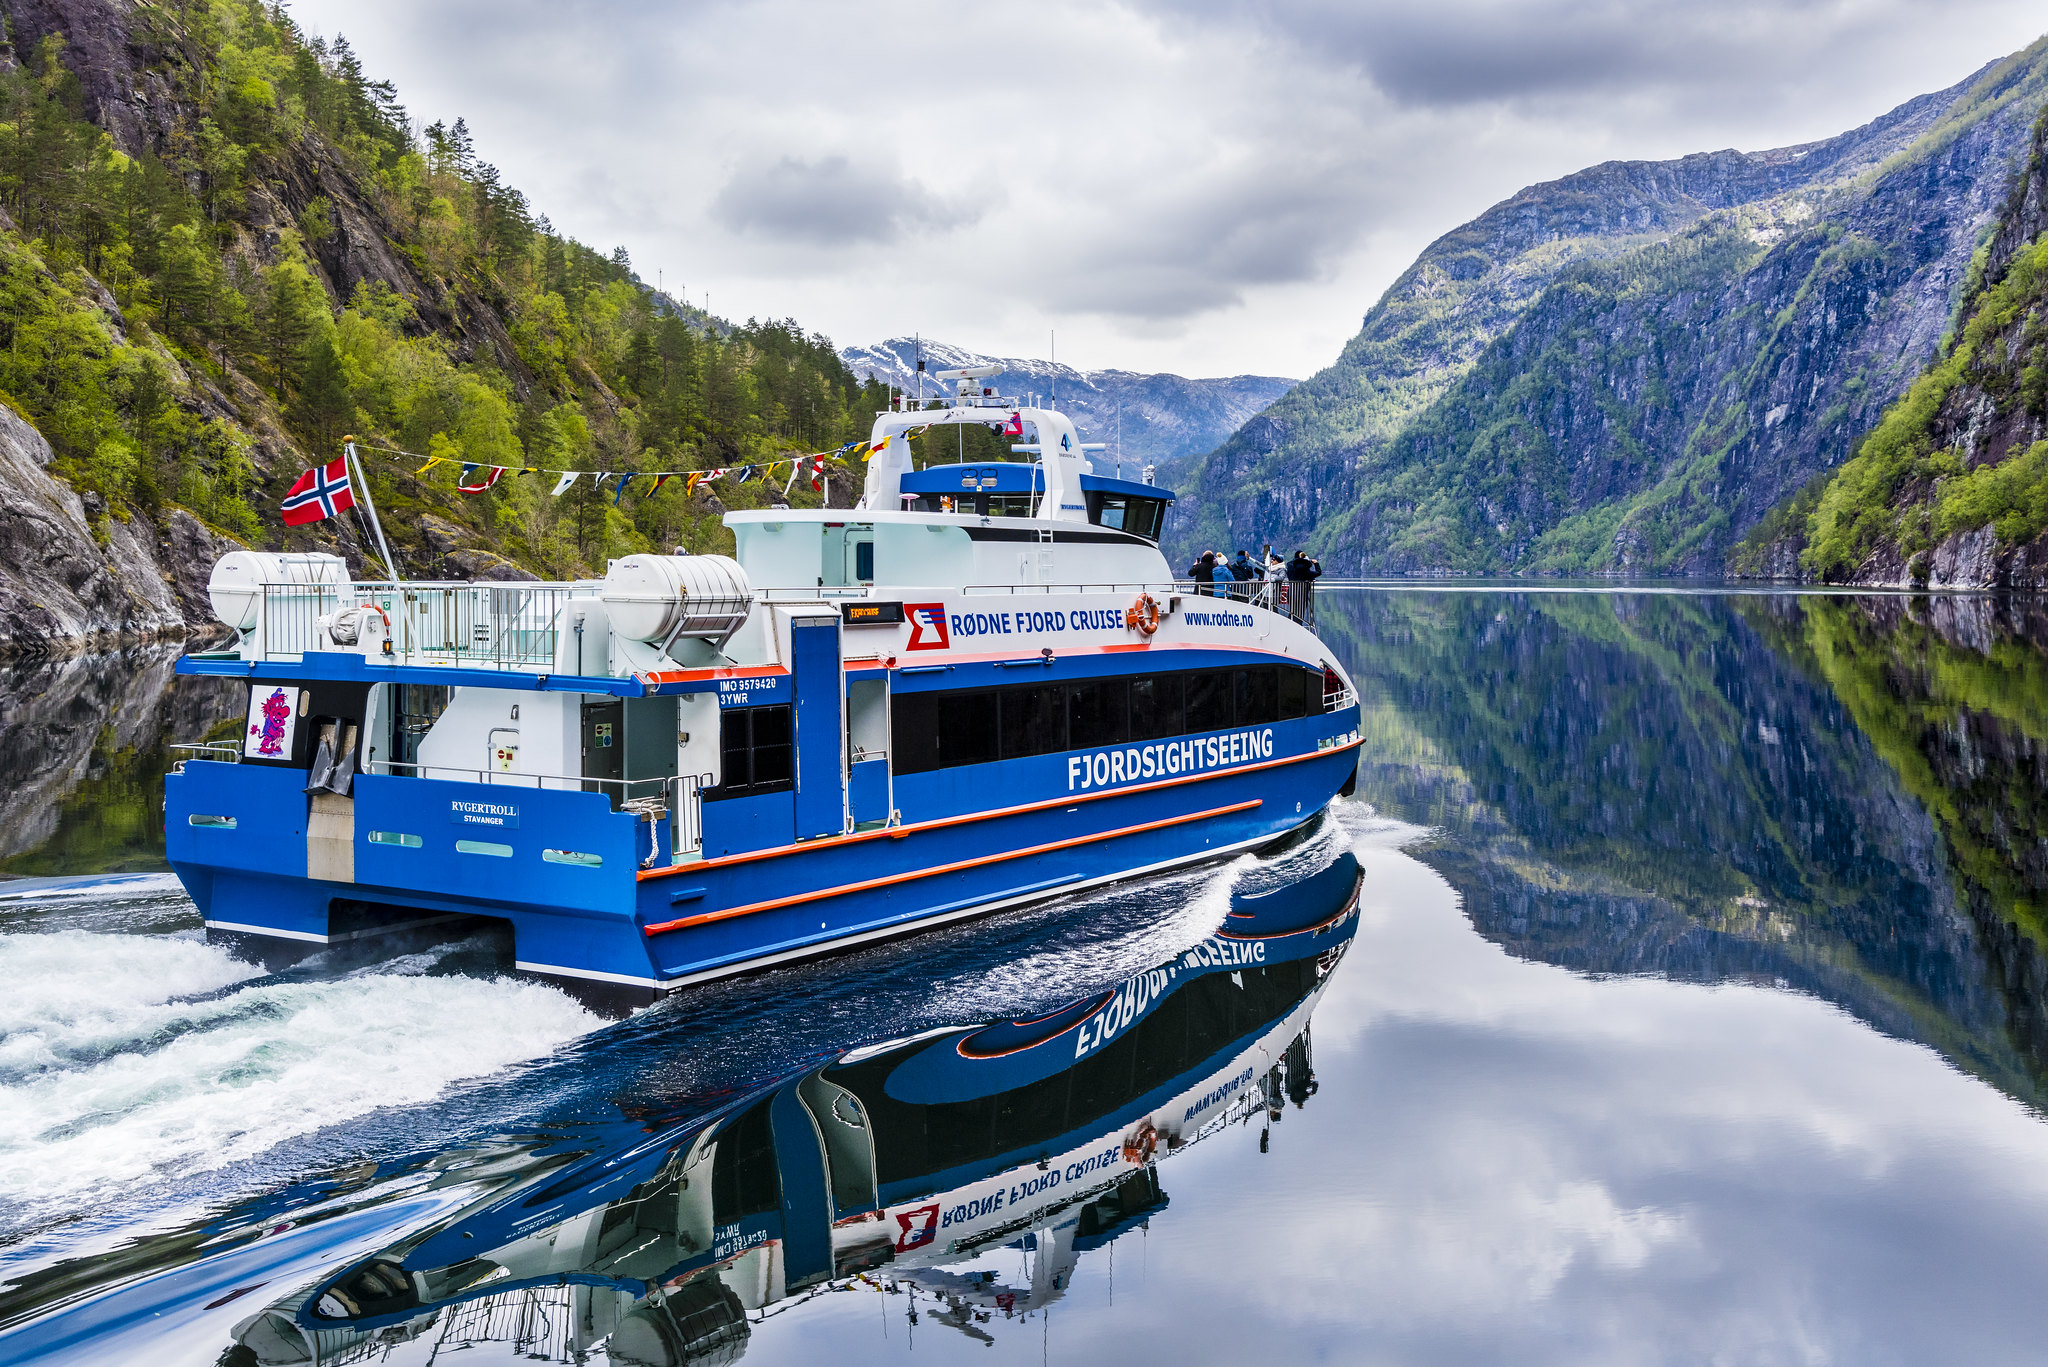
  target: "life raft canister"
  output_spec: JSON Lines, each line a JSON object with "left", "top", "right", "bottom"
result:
{"left": 1125, "top": 593, "right": 1160, "bottom": 636}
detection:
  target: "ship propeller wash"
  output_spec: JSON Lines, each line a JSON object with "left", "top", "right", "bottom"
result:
{"left": 166, "top": 373, "right": 1363, "bottom": 995}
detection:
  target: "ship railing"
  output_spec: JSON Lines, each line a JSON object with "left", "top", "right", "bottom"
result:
{"left": 1175, "top": 577, "right": 1319, "bottom": 627}
{"left": 348, "top": 581, "right": 579, "bottom": 671}
{"left": 244, "top": 581, "right": 583, "bottom": 670}
{"left": 366, "top": 761, "right": 709, "bottom": 864}
{"left": 167, "top": 741, "right": 242, "bottom": 772}
{"left": 1324, "top": 684, "right": 1358, "bottom": 713}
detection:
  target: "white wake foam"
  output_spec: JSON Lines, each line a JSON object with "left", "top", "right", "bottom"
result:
{"left": 0, "top": 931, "right": 597, "bottom": 1214}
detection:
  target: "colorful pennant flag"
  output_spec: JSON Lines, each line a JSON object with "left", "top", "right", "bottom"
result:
{"left": 735, "top": 464, "right": 758, "bottom": 484}
{"left": 612, "top": 472, "right": 636, "bottom": 506}
{"left": 649, "top": 474, "right": 674, "bottom": 494}
{"left": 550, "top": 472, "right": 578, "bottom": 496}
{"left": 281, "top": 458, "right": 355, "bottom": 526}
{"left": 457, "top": 464, "right": 503, "bottom": 493}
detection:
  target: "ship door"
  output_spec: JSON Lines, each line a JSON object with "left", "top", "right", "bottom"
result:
{"left": 846, "top": 676, "right": 890, "bottom": 829}
{"left": 768, "top": 1081, "right": 834, "bottom": 1291}
{"left": 581, "top": 699, "right": 624, "bottom": 802}
{"left": 788, "top": 613, "right": 846, "bottom": 840}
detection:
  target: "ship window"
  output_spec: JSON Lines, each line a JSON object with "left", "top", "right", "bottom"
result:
{"left": 1068, "top": 678, "right": 1129, "bottom": 749}
{"left": 368, "top": 830, "right": 421, "bottom": 847}
{"left": 1129, "top": 675, "right": 1183, "bottom": 740}
{"left": 709, "top": 705, "right": 795, "bottom": 800}
{"left": 1278, "top": 667, "right": 1310, "bottom": 720}
{"left": 1127, "top": 498, "right": 1166, "bottom": 541}
{"left": 188, "top": 814, "right": 237, "bottom": 829}
{"left": 391, "top": 684, "right": 451, "bottom": 770}
{"left": 711, "top": 1099, "right": 782, "bottom": 1225}
{"left": 987, "top": 494, "right": 1035, "bottom": 518}
{"left": 1085, "top": 493, "right": 1167, "bottom": 541}
{"left": 543, "top": 848, "right": 602, "bottom": 867}
{"left": 1184, "top": 671, "right": 1233, "bottom": 734}
{"left": 1235, "top": 667, "right": 1279, "bottom": 726}
{"left": 456, "top": 840, "right": 513, "bottom": 857}
{"left": 942, "top": 691, "right": 1000, "bottom": 767}
{"left": 893, "top": 664, "right": 1306, "bottom": 776}
{"left": 854, "top": 540, "right": 875, "bottom": 582}
{"left": 1000, "top": 685, "right": 1067, "bottom": 759}
{"left": 889, "top": 690, "right": 997, "bottom": 774}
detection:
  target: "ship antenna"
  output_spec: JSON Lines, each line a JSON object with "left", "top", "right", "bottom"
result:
{"left": 1050, "top": 330, "right": 1056, "bottom": 409}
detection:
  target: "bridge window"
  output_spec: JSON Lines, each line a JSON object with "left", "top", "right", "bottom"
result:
{"left": 1086, "top": 493, "right": 1168, "bottom": 541}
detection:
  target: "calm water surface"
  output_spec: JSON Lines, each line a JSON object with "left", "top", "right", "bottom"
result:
{"left": 5, "top": 590, "right": 2048, "bottom": 1365}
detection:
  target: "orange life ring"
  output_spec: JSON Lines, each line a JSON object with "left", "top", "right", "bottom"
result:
{"left": 1124, "top": 593, "right": 1160, "bottom": 636}
{"left": 1122, "top": 1120, "right": 1159, "bottom": 1164}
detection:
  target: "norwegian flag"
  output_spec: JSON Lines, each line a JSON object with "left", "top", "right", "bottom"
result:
{"left": 281, "top": 458, "right": 355, "bottom": 526}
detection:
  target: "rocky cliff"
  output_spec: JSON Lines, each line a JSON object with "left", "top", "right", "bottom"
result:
{"left": 1175, "top": 38, "right": 2048, "bottom": 576}
{"left": 1737, "top": 105, "right": 2048, "bottom": 586}
{"left": 841, "top": 336, "right": 1293, "bottom": 475}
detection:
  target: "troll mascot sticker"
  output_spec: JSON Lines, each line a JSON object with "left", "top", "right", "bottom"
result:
{"left": 244, "top": 685, "right": 301, "bottom": 759}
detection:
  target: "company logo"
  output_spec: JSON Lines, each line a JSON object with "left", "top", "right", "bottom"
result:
{"left": 895, "top": 1203, "right": 940, "bottom": 1250}
{"left": 904, "top": 602, "right": 950, "bottom": 651}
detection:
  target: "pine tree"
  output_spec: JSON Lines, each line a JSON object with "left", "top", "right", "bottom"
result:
{"left": 292, "top": 331, "right": 351, "bottom": 449}
{"left": 254, "top": 257, "right": 327, "bottom": 396}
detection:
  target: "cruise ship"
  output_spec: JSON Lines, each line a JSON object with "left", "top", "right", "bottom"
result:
{"left": 165, "top": 367, "right": 1363, "bottom": 995}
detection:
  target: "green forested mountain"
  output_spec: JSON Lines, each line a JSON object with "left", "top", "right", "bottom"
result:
{"left": 1736, "top": 107, "right": 2048, "bottom": 586}
{"left": 0, "top": 0, "right": 888, "bottom": 649}
{"left": 1174, "top": 38, "right": 2048, "bottom": 577}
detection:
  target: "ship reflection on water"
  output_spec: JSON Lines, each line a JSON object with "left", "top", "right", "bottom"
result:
{"left": 223, "top": 854, "right": 1361, "bottom": 1367}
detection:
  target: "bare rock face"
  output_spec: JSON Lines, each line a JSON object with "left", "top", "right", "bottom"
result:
{"left": 0, "top": 404, "right": 186, "bottom": 655}
{"left": 445, "top": 548, "right": 538, "bottom": 582}
{"left": 161, "top": 509, "right": 242, "bottom": 644}
{"left": 1930, "top": 525, "right": 2000, "bottom": 589}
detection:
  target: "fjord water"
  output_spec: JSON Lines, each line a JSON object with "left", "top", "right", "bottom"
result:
{"left": 6, "top": 591, "right": 2048, "bottom": 1364}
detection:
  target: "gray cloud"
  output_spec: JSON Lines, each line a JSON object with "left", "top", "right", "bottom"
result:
{"left": 284, "top": 0, "right": 2048, "bottom": 376}
{"left": 709, "top": 155, "right": 976, "bottom": 247}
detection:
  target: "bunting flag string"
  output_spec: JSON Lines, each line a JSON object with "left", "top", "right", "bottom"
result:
{"left": 339, "top": 437, "right": 878, "bottom": 508}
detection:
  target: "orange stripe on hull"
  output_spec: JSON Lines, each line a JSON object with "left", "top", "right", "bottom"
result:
{"left": 644, "top": 798, "right": 1262, "bottom": 937}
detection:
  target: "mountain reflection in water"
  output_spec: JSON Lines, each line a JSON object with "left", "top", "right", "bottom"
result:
{"left": 1328, "top": 589, "right": 2048, "bottom": 1107}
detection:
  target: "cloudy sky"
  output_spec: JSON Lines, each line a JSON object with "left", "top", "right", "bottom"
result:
{"left": 286, "top": 0, "right": 2045, "bottom": 380}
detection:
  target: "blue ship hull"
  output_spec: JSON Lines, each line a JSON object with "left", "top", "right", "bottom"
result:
{"left": 167, "top": 714, "right": 1361, "bottom": 993}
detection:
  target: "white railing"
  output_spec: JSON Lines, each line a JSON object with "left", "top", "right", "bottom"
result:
{"left": 168, "top": 741, "right": 241, "bottom": 771}
{"left": 350, "top": 582, "right": 579, "bottom": 671}
{"left": 242, "top": 580, "right": 586, "bottom": 669}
